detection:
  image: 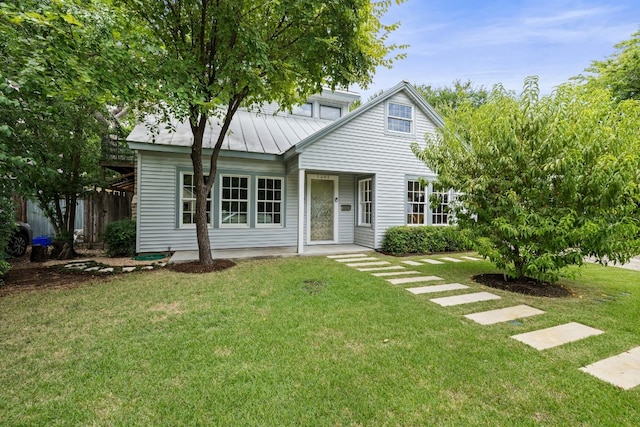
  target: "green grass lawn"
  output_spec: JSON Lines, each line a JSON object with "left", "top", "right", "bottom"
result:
{"left": 1, "top": 253, "right": 639, "bottom": 426}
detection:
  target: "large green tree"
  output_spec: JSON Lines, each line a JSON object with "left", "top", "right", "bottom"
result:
{"left": 1, "top": 1, "right": 127, "bottom": 257}
{"left": 119, "top": 0, "right": 406, "bottom": 265}
{"left": 415, "top": 79, "right": 489, "bottom": 113}
{"left": 414, "top": 77, "right": 640, "bottom": 283}
{"left": 582, "top": 29, "right": 640, "bottom": 102}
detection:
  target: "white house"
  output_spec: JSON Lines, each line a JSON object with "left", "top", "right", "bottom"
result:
{"left": 126, "top": 81, "right": 453, "bottom": 254}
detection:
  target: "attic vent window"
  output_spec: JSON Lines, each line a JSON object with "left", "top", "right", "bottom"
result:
{"left": 387, "top": 102, "right": 413, "bottom": 134}
{"left": 320, "top": 104, "right": 342, "bottom": 120}
{"left": 292, "top": 103, "right": 313, "bottom": 117}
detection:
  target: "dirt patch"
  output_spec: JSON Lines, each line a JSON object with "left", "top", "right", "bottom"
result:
{"left": 1, "top": 258, "right": 112, "bottom": 295}
{"left": 473, "top": 274, "right": 571, "bottom": 298}
{"left": 1, "top": 248, "right": 168, "bottom": 296}
{"left": 167, "top": 259, "right": 236, "bottom": 274}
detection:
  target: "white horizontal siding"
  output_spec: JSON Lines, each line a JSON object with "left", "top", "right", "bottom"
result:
{"left": 299, "top": 92, "right": 438, "bottom": 248}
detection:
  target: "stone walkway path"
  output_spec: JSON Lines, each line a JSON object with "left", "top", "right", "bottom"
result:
{"left": 327, "top": 253, "right": 640, "bottom": 390}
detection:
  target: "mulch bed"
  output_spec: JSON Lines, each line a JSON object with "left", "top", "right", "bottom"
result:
{"left": 1, "top": 261, "right": 111, "bottom": 295}
{"left": 473, "top": 273, "right": 571, "bottom": 298}
{"left": 167, "top": 259, "right": 236, "bottom": 274}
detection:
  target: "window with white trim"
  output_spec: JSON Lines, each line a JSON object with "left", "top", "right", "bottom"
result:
{"left": 221, "top": 175, "right": 249, "bottom": 226}
{"left": 181, "top": 173, "right": 211, "bottom": 226}
{"left": 257, "top": 177, "right": 283, "bottom": 226}
{"left": 406, "top": 179, "right": 426, "bottom": 225}
{"left": 358, "top": 178, "right": 372, "bottom": 226}
{"left": 431, "top": 184, "right": 452, "bottom": 225}
{"left": 320, "top": 104, "right": 342, "bottom": 120}
{"left": 387, "top": 102, "right": 413, "bottom": 133}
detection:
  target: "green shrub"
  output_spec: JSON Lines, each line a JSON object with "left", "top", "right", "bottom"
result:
{"left": 104, "top": 219, "right": 136, "bottom": 257}
{"left": 381, "top": 226, "right": 474, "bottom": 255}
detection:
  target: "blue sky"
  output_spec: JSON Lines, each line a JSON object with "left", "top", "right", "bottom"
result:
{"left": 354, "top": 0, "right": 640, "bottom": 100}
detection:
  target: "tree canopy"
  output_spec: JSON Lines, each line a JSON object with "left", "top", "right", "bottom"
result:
{"left": 413, "top": 77, "right": 640, "bottom": 282}
{"left": 582, "top": 29, "right": 640, "bottom": 102}
{"left": 119, "top": 0, "right": 407, "bottom": 264}
{"left": 415, "top": 79, "right": 489, "bottom": 113}
{"left": 0, "top": 0, "right": 126, "bottom": 257}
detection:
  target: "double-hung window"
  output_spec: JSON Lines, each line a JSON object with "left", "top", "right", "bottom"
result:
{"left": 358, "top": 178, "right": 372, "bottom": 226}
{"left": 406, "top": 179, "right": 426, "bottom": 225}
{"left": 181, "top": 172, "right": 211, "bottom": 226}
{"left": 221, "top": 175, "right": 249, "bottom": 226}
{"left": 257, "top": 177, "right": 283, "bottom": 226}
{"left": 387, "top": 102, "right": 413, "bottom": 134}
{"left": 431, "top": 184, "right": 452, "bottom": 225}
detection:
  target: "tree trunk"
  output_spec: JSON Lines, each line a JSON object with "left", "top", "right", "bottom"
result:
{"left": 191, "top": 115, "right": 214, "bottom": 266}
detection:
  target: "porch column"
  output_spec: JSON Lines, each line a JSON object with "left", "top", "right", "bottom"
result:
{"left": 297, "top": 168, "right": 305, "bottom": 254}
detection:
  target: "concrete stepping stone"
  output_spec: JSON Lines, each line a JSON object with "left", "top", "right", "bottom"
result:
{"left": 99, "top": 267, "right": 114, "bottom": 273}
{"left": 430, "top": 291, "right": 501, "bottom": 307}
{"left": 439, "top": 257, "right": 464, "bottom": 263}
{"left": 327, "top": 254, "right": 368, "bottom": 259}
{"left": 511, "top": 322, "right": 604, "bottom": 350}
{"left": 84, "top": 266, "right": 101, "bottom": 272}
{"left": 465, "top": 305, "right": 545, "bottom": 325}
{"left": 122, "top": 267, "right": 136, "bottom": 273}
{"left": 141, "top": 266, "right": 154, "bottom": 270}
{"left": 372, "top": 270, "right": 420, "bottom": 277}
{"left": 335, "top": 257, "right": 378, "bottom": 263}
{"left": 407, "top": 283, "right": 469, "bottom": 294}
{"left": 580, "top": 346, "right": 640, "bottom": 390}
{"left": 460, "top": 256, "right": 482, "bottom": 261}
{"left": 357, "top": 265, "right": 405, "bottom": 272}
{"left": 401, "top": 260, "right": 422, "bottom": 266}
{"left": 421, "top": 259, "right": 444, "bottom": 265}
{"left": 346, "top": 261, "right": 390, "bottom": 267}
{"left": 387, "top": 276, "right": 443, "bottom": 285}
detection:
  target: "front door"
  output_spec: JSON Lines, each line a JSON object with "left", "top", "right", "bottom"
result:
{"left": 307, "top": 174, "right": 338, "bottom": 244}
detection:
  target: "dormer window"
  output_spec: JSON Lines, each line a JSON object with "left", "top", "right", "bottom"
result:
{"left": 292, "top": 103, "right": 313, "bottom": 117}
{"left": 387, "top": 102, "right": 413, "bottom": 134}
{"left": 320, "top": 104, "right": 342, "bottom": 120}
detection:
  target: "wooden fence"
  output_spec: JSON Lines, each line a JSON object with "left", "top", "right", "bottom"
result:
{"left": 83, "top": 189, "right": 132, "bottom": 246}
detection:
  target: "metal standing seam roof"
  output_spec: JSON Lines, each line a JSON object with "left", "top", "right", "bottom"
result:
{"left": 126, "top": 109, "right": 336, "bottom": 155}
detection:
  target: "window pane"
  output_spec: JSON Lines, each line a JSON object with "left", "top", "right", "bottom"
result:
{"left": 388, "top": 103, "right": 412, "bottom": 119}
{"left": 388, "top": 117, "right": 411, "bottom": 133}
{"left": 320, "top": 104, "right": 341, "bottom": 120}
{"left": 292, "top": 103, "right": 313, "bottom": 117}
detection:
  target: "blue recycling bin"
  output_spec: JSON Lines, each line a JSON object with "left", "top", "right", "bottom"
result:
{"left": 32, "top": 236, "right": 52, "bottom": 246}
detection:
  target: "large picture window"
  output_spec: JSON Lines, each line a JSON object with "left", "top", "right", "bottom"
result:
{"left": 257, "top": 177, "right": 283, "bottom": 226}
{"left": 181, "top": 173, "right": 211, "bottom": 226}
{"left": 358, "top": 178, "right": 372, "bottom": 226}
{"left": 387, "top": 102, "right": 413, "bottom": 134}
{"left": 221, "top": 175, "right": 249, "bottom": 226}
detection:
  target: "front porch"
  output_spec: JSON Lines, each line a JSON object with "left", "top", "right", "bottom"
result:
{"left": 169, "top": 244, "right": 372, "bottom": 263}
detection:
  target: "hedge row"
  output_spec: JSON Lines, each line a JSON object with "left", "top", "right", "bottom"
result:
{"left": 381, "top": 226, "right": 474, "bottom": 255}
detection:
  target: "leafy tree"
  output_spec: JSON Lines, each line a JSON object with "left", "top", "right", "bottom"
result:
{"left": 118, "top": 0, "right": 406, "bottom": 265}
{"left": 415, "top": 79, "right": 488, "bottom": 113}
{"left": 582, "top": 29, "right": 640, "bottom": 102}
{"left": 413, "top": 77, "right": 640, "bottom": 283}
{"left": 1, "top": 1, "right": 125, "bottom": 257}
